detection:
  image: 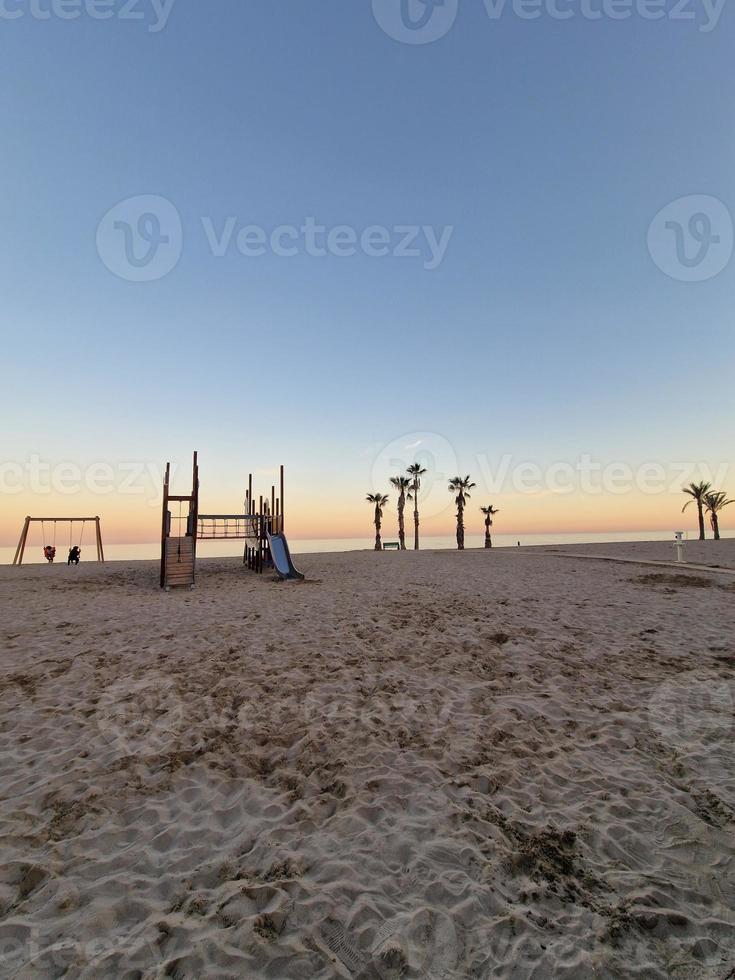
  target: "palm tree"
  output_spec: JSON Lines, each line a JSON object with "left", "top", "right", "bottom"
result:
{"left": 448, "top": 475, "right": 476, "bottom": 550}
{"left": 406, "top": 463, "right": 427, "bottom": 550}
{"left": 480, "top": 504, "right": 499, "bottom": 549}
{"left": 389, "top": 476, "right": 411, "bottom": 550}
{"left": 703, "top": 491, "right": 733, "bottom": 541}
{"left": 682, "top": 481, "right": 712, "bottom": 541}
{"left": 366, "top": 493, "right": 389, "bottom": 551}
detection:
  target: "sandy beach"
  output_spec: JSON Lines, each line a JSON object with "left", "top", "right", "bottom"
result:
{"left": 1, "top": 541, "right": 734, "bottom": 978}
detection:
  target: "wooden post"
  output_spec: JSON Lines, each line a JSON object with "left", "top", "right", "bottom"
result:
{"left": 95, "top": 517, "right": 105, "bottom": 562}
{"left": 191, "top": 451, "right": 199, "bottom": 581}
{"left": 258, "top": 495, "right": 263, "bottom": 572}
{"left": 13, "top": 517, "right": 30, "bottom": 566}
{"left": 280, "top": 465, "right": 285, "bottom": 534}
{"left": 160, "top": 462, "right": 170, "bottom": 588}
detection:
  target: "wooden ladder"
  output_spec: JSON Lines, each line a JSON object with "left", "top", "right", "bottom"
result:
{"left": 164, "top": 536, "right": 195, "bottom": 588}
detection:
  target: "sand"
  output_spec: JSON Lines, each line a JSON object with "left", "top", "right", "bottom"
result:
{"left": 0, "top": 542, "right": 734, "bottom": 978}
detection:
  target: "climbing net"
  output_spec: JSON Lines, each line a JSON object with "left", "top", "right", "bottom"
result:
{"left": 196, "top": 515, "right": 260, "bottom": 540}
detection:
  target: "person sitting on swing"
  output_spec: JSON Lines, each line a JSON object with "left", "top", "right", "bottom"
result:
{"left": 44, "top": 545, "right": 56, "bottom": 563}
{"left": 68, "top": 545, "right": 81, "bottom": 565}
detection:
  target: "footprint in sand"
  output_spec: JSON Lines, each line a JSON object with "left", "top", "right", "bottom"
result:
{"left": 371, "top": 908, "right": 458, "bottom": 979}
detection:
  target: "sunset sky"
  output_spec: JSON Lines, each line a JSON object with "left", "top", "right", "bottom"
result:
{"left": 2, "top": 2, "right": 733, "bottom": 547}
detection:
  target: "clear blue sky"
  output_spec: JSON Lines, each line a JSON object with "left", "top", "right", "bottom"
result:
{"left": 1, "top": 1, "right": 733, "bottom": 538}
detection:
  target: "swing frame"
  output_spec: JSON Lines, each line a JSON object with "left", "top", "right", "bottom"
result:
{"left": 12, "top": 517, "right": 105, "bottom": 566}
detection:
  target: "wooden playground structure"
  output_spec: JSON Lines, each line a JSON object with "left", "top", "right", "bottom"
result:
{"left": 13, "top": 516, "right": 105, "bottom": 566}
{"left": 160, "top": 452, "right": 293, "bottom": 589}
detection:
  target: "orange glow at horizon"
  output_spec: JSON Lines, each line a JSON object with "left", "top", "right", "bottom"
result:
{"left": 1, "top": 485, "right": 720, "bottom": 547}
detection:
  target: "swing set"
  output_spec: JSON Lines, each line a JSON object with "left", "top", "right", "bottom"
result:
{"left": 12, "top": 516, "right": 105, "bottom": 566}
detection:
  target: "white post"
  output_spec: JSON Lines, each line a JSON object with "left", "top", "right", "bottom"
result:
{"left": 674, "top": 531, "right": 685, "bottom": 563}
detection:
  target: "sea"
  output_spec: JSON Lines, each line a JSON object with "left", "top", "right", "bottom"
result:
{"left": 2, "top": 529, "right": 731, "bottom": 565}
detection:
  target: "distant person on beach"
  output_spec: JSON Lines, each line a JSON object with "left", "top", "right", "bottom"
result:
{"left": 44, "top": 545, "right": 56, "bottom": 563}
{"left": 67, "top": 546, "right": 81, "bottom": 565}
{"left": 517, "top": 541, "right": 521, "bottom": 547}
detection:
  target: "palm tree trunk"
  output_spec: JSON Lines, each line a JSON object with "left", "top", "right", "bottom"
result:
{"left": 456, "top": 501, "right": 464, "bottom": 550}
{"left": 484, "top": 518, "right": 491, "bottom": 549}
{"left": 397, "top": 493, "right": 405, "bottom": 550}
{"left": 712, "top": 513, "right": 720, "bottom": 540}
{"left": 374, "top": 505, "right": 382, "bottom": 551}
{"left": 697, "top": 500, "right": 706, "bottom": 540}
{"left": 413, "top": 480, "right": 419, "bottom": 550}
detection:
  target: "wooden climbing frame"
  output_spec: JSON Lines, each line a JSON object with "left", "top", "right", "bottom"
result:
{"left": 160, "top": 453, "right": 287, "bottom": 587}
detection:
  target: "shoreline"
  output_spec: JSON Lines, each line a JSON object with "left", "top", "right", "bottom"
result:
{"left": 3, "top": 529, "right": 733, "bottom": 568}
{"left": 4, "top": 535, "right": 735, "bottom": 571}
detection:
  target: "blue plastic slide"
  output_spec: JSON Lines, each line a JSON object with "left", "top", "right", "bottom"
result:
{"left": 267, "top": 532, "right": 305, "bottom": 580}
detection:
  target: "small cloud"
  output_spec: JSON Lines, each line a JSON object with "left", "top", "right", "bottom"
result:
{"left": 404, "top": 439, "right": 423, "bottom": 450}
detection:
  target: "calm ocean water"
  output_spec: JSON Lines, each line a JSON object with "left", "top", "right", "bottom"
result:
{"left": 2, "top": 529, "right": 731, "bottom": 565}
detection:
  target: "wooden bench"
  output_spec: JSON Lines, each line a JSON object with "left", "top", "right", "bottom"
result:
{"left": 383, "top": 542, "right": 400, "bottom": 550}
